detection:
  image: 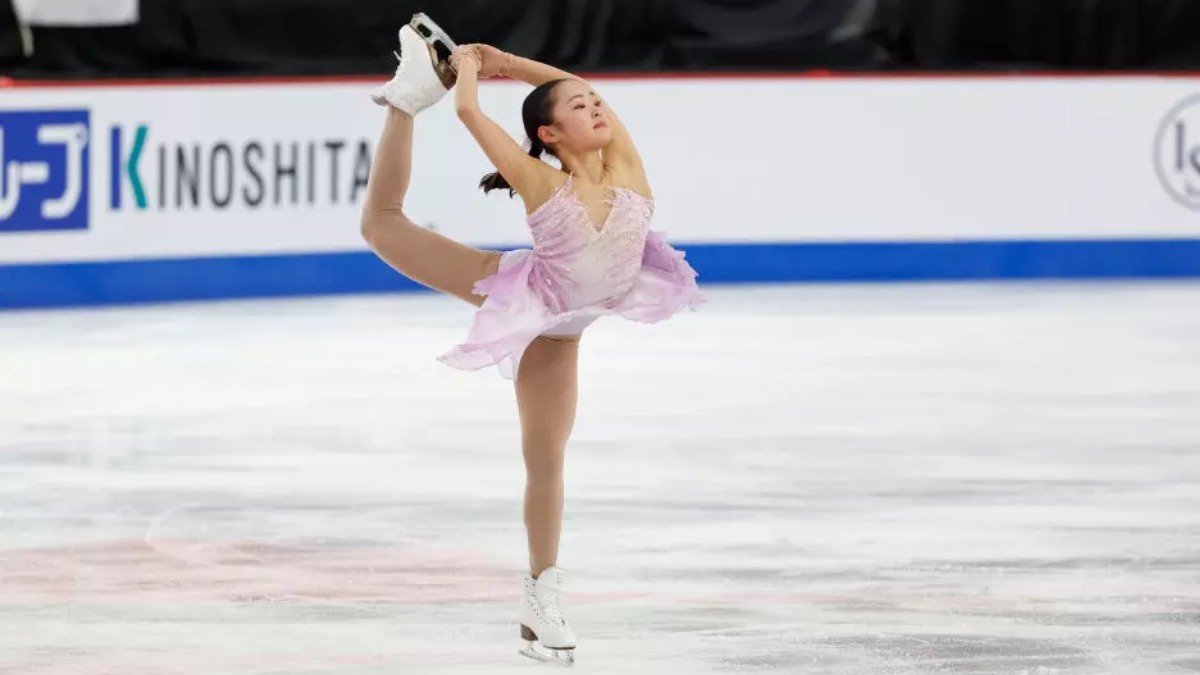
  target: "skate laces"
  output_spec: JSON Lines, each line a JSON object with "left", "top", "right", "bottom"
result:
{"left": 534, "top": 572, "right": 566, "bottom": 626}
{"left": 538, "top": 587, "right": 566, "bottom": 626}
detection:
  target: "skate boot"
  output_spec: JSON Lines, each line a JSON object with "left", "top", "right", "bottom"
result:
{"left": 518, "top": 567, "right": 577, "bottom": 666}
{"left": 370, "top": 13, "right": 458, "bottom": 115}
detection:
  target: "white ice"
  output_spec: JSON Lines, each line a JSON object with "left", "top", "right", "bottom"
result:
{"left": 1, "top": 282, "right": 1198, "bottom": 674}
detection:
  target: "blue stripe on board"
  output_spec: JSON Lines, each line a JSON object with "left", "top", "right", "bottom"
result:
{"left": 685, "top": 239, "right": 1200, "bottom": 283}
{"left": 2, "top": 238, "right": 1199, "bottom": 310}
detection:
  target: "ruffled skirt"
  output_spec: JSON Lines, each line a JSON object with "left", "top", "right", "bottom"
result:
{"left": 438, "top": 231, "right": 705, "bottom": 380}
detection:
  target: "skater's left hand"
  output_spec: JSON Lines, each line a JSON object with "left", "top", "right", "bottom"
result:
{"left": 450, "top": 45, "right": 482, "bottom": 74}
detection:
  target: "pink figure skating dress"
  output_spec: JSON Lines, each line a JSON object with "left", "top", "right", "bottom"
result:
{"left": 439, "top": 174, "right": 705, "bottom": 379}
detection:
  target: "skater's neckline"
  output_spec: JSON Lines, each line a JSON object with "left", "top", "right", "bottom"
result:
{"left": 527, "top": 173, "right": 653, "bottom": 235}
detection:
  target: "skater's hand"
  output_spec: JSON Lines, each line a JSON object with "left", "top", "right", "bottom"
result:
{"left": 467, "top": 43, "right": 511, "bottom": 79}
{"left": 450, "top": 45, "right": 482, "bottom": 74}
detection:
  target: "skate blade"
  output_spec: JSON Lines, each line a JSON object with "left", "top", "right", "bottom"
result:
{"left": 409, "top": 13, "right": 458, "bottom": 85}
{"left": 519, "top": 642, "right": 575, "bottom": 667}
{"left": 410, "top": 13, "right": 457, "bottom": 50}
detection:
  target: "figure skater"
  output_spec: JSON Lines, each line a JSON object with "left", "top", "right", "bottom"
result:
{"left": 359, "top": 13, "right": 704, "bottom": 665}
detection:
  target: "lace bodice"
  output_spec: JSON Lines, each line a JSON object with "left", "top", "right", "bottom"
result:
{"left": 524, "top": 175, "right": 655, "bottom": 313}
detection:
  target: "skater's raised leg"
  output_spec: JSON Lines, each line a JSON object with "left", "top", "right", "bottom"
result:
{"left": 360, "top": 25, "right": 500, "bottom": 306}
{"left": 360, "top": 109, "right": 499, "bottom": 306}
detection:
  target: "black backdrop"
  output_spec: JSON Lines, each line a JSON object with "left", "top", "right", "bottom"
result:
{"left": 0, "top": 0, "right": 20, "bottom": 70}
{"left": 1, "top": 0, "right": 1198, "bottom": 79}
{"left": 876, "top": 0, "right": 1200, "bottom": 70}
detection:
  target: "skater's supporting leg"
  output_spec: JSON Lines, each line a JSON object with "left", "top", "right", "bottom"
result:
{"left": 515, "top": 335, "right": 581, "bottom": 577}
{"left": 360, "top": 108, "right": 500, "bottom": 307}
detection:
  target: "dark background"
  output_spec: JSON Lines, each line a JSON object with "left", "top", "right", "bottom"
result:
{"left": 1, "top": 0, "right": 1199, "bottom": 79}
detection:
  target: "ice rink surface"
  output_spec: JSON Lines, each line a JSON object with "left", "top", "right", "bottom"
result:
{"left": 1, "top": 282, "right": 1198, "bottom": 675}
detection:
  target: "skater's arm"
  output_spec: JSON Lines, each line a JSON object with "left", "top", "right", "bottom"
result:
{"left": 496, "top": 50, "right": 646, "bottom": 182}
{"left": 454, "top": 49, "right": 551, "bottom": 198}
{"left": 499, "top": 53, "right": 573, "bottom": 88}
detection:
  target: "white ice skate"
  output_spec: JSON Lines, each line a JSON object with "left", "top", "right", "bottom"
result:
{"left": 370, "top": 13, "right": 458, "bottom": 116}
{"left": 519, "top": 567, "right": 577, "bottom": 666}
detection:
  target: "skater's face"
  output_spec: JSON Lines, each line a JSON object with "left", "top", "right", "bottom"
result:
{"left": 538, "top": 80, "right": 612, "bottom": 154}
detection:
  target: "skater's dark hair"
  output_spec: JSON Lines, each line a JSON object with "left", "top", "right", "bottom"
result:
{"left": 480, "top": 78, "right": 570, "bottom": 198}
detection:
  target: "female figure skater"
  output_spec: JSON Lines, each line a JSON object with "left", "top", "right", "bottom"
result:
{"left": 360, "top": 13, "right": 704, "bottom": 665}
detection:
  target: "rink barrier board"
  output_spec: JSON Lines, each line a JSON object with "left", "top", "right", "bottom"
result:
{"left": 3, "top": 238, "right": 1200, "bottom": 310}
{"left": 4, "top": 75, "right": 1200, "bottom": 260}
{"left": 4, "top": 74, "right": 1200, "bottom": 308}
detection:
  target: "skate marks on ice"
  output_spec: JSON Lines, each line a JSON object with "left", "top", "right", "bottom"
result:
{"left": 0, "top": 283, "right": 1198, "bottom": 674}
